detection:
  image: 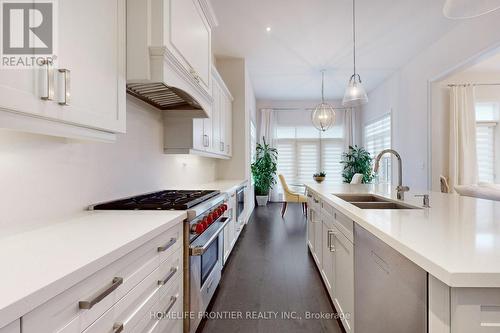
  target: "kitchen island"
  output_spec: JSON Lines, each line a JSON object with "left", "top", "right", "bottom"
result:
{"left": 305, "top": 182, "right": 500, "bottom": 333}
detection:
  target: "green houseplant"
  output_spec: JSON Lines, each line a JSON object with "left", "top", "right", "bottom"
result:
{"left": 251, "top": 138, "right": 278, "bottom": 206}
{"left": 340, "top": 145, "right": 374, "bottom": 184}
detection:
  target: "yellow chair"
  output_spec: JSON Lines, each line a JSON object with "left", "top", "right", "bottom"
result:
{"left": 278, "top": 174, "right": 308, "bottom": 218}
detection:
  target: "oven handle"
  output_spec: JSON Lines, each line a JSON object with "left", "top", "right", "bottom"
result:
{"left": 189, "top": 217, "right": 231, "bottom": 256}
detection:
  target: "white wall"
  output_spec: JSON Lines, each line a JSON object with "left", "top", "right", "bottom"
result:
{"left": 432, "top": 70, "right": 500, "bottom": 189}
{"left": 362, "top": 11, "right": 500, "bottom": 191}
{"left": 215, "top": 57, "right": 256, "bottom": 218}
{"left": 0, "top": 97, "right": 217, "bottom": 236}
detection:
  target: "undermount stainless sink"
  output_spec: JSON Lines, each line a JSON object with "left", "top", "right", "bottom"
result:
{"left": 333, "top": 194, "right": 420, "bottom": 210}
{"left": 334, "top": 194, "right": 391, "bottom": 203}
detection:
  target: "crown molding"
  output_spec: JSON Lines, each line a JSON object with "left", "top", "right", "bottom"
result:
{"left": 198, "top": 0, "right": 218, "bottom": 28}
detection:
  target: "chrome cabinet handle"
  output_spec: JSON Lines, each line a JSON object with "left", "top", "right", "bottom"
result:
{"left": 158, "top": 238, "right": 177, "bottom": 252}
{"left": 79, "top": 277, "right": 123, "bottom": 309}
{"left": 112, "top": 323, "right": 124, "bottom": 333}
{"left": 328, "top": 230, "right": 337, "bottom": 252}
{"left": 220, "top": 141, "right": 224, "bottom": 152}
{"left": 158, "top": 267, "right": 178, "bottom": 286}
{"left": 57, "top": 69, "right": 70, "bottom": 105}
{"left": 39, "top": 58, "right": 54, "bottom": 100}
{"left": 203, "top": 134, "right": 210, "bottom": 147}
{"left": 162, "top": 296, "right": 178, "bottom": 316}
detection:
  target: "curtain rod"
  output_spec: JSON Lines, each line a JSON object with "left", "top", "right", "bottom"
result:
{"left": 267, "top": 107, "right": 353, "bottom": 111}
{"left": 447, "top": 83, "right": 500, "bottom": 87}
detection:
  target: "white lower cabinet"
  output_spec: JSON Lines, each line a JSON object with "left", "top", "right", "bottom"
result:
{"left": 0, "top": 320, "right": 20, "bottom": 333}
{"left": 451, "top": 288, "right": 500, "bottom": 333}
{"left": 332, "top": 225, "right": 354, "bottom": 333}
{"left": 223, "top": 188, "right": 239, "bottom": 264}
{"left": 321, "top": 219, "right": 335, "bottom": 294}
{"left": 306, "top": 190, "right": 354, "bottom": 333}
{"left": 23, "top": 223, "right": 183, "bottom": 333}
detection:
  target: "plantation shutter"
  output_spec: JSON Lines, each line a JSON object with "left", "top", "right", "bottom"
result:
{"left": 364, "top": 114, "right": 392, "bottom": 183}
{"left": 321, "top": 140, "right": 343, "bottom": 183}
{"left": 476, "top": 123, "right": 495, "bottom": 183}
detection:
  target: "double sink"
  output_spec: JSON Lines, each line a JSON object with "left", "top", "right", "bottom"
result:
{"left": 334, "top": 194, "right": 420, "bottom": 210}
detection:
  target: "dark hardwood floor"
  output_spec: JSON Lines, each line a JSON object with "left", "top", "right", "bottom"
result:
{"left": 197, "top": 203, "right": 343, "bottom": 333}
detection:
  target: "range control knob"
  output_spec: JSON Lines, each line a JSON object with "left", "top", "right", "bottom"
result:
{"left": 222, "top": 204, "right": 228, "bottom": 212}
{"left": 206, "top": 214, "right": 214, "bottom": 225}
{"left": 194, "top": 223, "right": 205, "bottom": 234}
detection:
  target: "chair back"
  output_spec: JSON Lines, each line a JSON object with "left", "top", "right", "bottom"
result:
{"left": 278, "top": 174, "right": 291, "bottom": 194}
{"left": 350, "top": 173, "right": 364, "bottom": 184}
{"left": 440, "top": 175, "right": 450, "bottom": 193}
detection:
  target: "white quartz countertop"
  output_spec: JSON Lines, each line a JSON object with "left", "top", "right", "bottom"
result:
{"left": 305, "top": 183, "right": 500, "bottom": 288}
{"left": 0, "top": 210, "right": 186, "bottom": 328}
{"left": 177, "top": 179, "right": 248, "bottom": 193}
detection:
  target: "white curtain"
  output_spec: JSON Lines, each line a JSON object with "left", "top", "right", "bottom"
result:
{"left": 259, "top": 109, "right": 280, "bottom": 201}
{"left": 449, "top": 85, "right": 478, "bottom": 191}
{"left": 259, "top": 108, "right": 276, "bottom": 145}
{"left": 344, "top": 108, "right": 355, "bottom": 151}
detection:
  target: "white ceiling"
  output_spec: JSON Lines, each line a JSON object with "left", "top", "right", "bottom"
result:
{"left": 211, "top": 0, "right": 458, "bottom": 100}
{"left": 465, "top": 52, "right": 500, "bottom": 72}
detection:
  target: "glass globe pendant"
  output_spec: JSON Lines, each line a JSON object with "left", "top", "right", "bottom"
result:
{"left": 443, "top": 0, "right": 500, "bottom": 19}
{"left": 343, "top": 0, "right": 368, "bottom": 107}
{"left": 312, "top": 71, "right": 335, "bottom": 132}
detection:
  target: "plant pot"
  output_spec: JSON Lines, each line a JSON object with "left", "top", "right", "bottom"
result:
{"left": 256, "top": 195, "right": 269, "bottom": 206}
{"left": 313, "top": 176, "right": 325, "bottom": 184}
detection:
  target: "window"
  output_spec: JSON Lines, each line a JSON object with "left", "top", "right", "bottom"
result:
{"left": 475, "top": 103, "right": 498, "bottom": 183}
{"left": 364, "top": 114, "right": 391, "bottom": 184}
{"left": 250, "top": 121, "right": 257, "bottom": 185}
{"left": 274, "top": 110, "right": 344, "bottom": 193}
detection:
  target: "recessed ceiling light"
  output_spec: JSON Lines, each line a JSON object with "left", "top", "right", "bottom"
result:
{"left": 266, "top": 27, "right": 271, "bottom": 32}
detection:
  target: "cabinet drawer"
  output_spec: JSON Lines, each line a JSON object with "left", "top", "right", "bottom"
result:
{"left": 451, "top": 288, "right": 500, "bottom": 333}
{"left": 333, "top": 209, "right": 354, "bottom": 243}
{"left": 321, "top": 200, "right": 334, "bottom": 217}
{"left": 80, "top": 250, "right": 182, "bottom": 333}
{"left": 0, "top": 320, "right": 20, "bottom": 333}
{"left": 23, "top": 223, "right": 182, "bottom": 333}
{"left": 139, "top": 276, "right": 183, "bottom": 333}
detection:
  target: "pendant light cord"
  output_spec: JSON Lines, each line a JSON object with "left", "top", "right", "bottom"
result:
{"left": 321, "top": 70, "right": 325, "bottom": 103}
{"left": 352, "top": 0, "right": 356, "bottom": 77}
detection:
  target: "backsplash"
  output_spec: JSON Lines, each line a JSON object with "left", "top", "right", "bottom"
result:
{"left": 0, "top": 98, "right": 217, "bottom": 236}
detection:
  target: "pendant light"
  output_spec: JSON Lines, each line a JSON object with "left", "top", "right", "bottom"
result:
{"left": 312, "top": 70, "right": 336, "bottom": 132}
{"left": 343, "top": 0, "right": 368, "bottom": 107}
{"left": 443, "top": 0, "right": 500, "bottom": 19}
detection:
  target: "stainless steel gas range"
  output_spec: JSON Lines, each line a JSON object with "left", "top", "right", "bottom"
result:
{"left": 90, "top": 189, "right": 232, "bottom": 333}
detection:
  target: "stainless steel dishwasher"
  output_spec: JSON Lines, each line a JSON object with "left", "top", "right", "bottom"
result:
{"left": 354, "top": 225, "right": 427, "bottom": 333}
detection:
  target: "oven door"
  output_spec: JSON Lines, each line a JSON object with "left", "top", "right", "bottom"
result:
{"left": 189, "top": 217, "right": 230, "bottom": 333}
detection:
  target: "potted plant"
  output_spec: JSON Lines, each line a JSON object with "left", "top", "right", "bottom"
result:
{"left": 313, "top": 172, "right": 326, "bottom": 183}
{"left": 251, "top": 138, "right": 278, "bottom": 206}
{"left": 340, "top": 145, "right": 374, "bottom": 183}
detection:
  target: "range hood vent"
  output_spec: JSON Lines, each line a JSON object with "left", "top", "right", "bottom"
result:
{"left": 126, "top": 82, "right": 202, "bottom": 111}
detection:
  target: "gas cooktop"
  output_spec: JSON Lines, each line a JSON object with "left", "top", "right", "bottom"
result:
{"left": 92, "top": 190, "right": 220, "bottom": 210}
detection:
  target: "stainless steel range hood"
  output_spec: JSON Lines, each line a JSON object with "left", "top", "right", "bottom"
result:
{"left": 126, "top": 82, "right": 202, "bottom": 111}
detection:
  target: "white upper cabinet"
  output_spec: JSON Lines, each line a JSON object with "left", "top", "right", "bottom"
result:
{"left": 0, "top": 0, "right": 126, "bottom": 141}
{"left": 163, "top": 65, "right": 233, "bottom": 159}
{"left": 168, "top": 0, "right": 211, "bottom": 93}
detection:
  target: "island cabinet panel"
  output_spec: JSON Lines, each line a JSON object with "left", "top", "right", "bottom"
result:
{"left": 451, "top": 288, "right": 500, "bottom": 333}
{"left": 0, "top": 320, "right": 20, "bottom": 333}
{"left": 321, "top": 217, "right": 336, "bottom": 296}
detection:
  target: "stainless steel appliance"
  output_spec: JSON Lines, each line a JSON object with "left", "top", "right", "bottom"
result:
{"left": 354, "top": 225, "right": 427, "bottom": 333}
{"left": 90, "top": 190, "right": 231, "bottom": 333}
{"left": 235, "top": 186, "right": 245, "bottom": 223}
